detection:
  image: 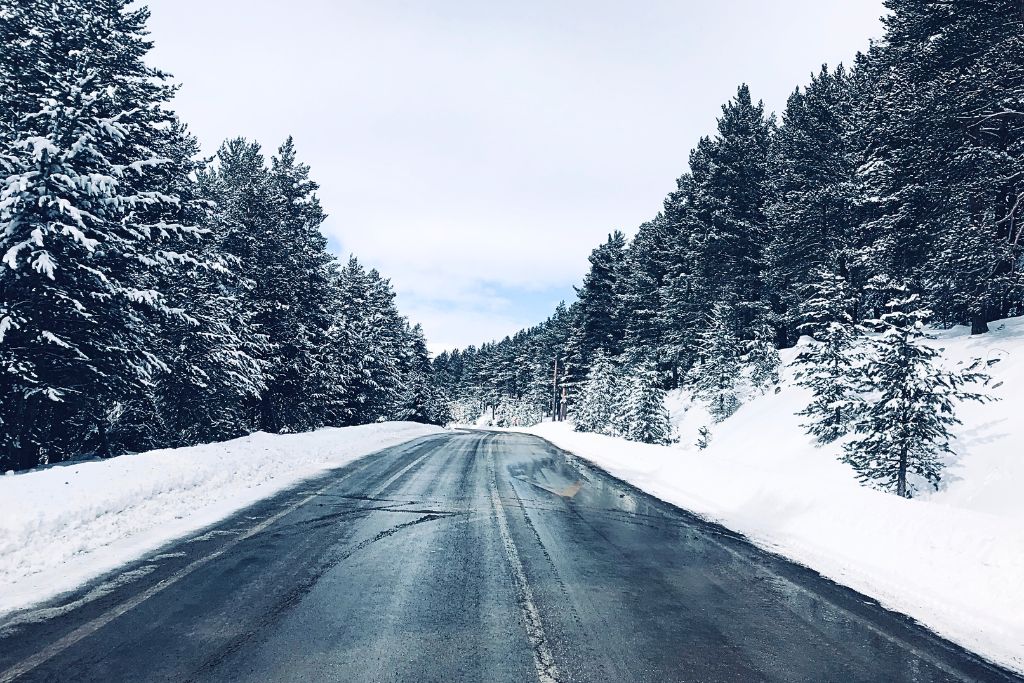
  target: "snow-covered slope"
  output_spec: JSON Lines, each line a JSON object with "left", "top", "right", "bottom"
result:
{"left": 521, "top": 317, "right": 1024, "bottom": 674}
{"left": 0, "top": 422, "right": 444, "bottom": 618}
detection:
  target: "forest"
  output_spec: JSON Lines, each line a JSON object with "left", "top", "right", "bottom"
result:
{"left": 0, "top": 1, "right": 447, "bottom": 471}
{"left": 435, "top": 0, "right": 1023, "bottom": 496}
{"left": 2, "top": 0, "right": 1022, "bottom": 499}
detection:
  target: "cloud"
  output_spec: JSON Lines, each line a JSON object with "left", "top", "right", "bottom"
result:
{"left": 146, "top": 0, "right": 885, "bottom": 352}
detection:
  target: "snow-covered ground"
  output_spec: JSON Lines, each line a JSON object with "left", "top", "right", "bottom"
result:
{"left": 0, "top": 422, "right": 444, "bottom": 618}
{"left": 519, "top": 317, "right": 1024, "bottom": 674}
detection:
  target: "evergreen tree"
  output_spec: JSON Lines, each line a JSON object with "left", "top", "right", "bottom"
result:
{"left": 656, "top": 174, "right": 707, "bottom": 383}
{"left": 566, "top": 232, "right": 627, "bottom": 379}
{"left": 843, "top": 287, "right": 992, "bottom": 497}
{"left": 744, "top": 314, "right": 781, "bottom": 390}
{"left": 208, "top": 137, "right": 351, "bottom": 433}
{"left": 621, "top": 214, "right": 677, "bottom": 372}
{"left": 129, "top": 124, "right": 267, "bottom": 450}
{"left": 573, "top": 351, "right": 622, "bottom": 435}
{"left": 618, "top": 362, "right": 672, "bottom": 445}
{"left": 395, "top": 324, "right": 447, "bottom": 425}
{"left": 266, "top": 136, "right": 344, "bottom": 430}
{"left": 687, "top": 303, "right": 742, "bottom": 422}
{"left": 335, "top": 258, "right": 406, "bottom": 424}
{"left": 792, "top": 268, "right": 863, "bottom": 443}
{"left": 687, "top": 85, "right": 775, "bottom": 338}
{"left": 764, "top": 65, "right": 859, "bottom": 344}
{"left": 852, "top": 1, "right": 1024, "bottom": 334}
{"left": 0, "top": 0, "right": 202, "bottom": 467}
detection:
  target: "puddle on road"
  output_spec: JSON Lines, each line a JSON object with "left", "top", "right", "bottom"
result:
{"left": 503, "top": 449, "right": 655, "bottom": 522}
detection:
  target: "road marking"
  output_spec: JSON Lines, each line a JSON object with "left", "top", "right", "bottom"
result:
{"left": 372, "top": 449, "right": 431, "bottom": 496}
{"left": 486, "top": 440, "right": 560, "bottom": 683}
{"left": 0, "top": 446, "right": 433, "bottom": 683}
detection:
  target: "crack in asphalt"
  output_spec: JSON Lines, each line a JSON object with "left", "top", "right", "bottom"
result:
{"left": 184, "top": 512, "right": 449, "bottom": 682}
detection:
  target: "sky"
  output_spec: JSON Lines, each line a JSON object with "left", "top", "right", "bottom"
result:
{"left": 145, "top": 1, "right": 886, "bottom": 351}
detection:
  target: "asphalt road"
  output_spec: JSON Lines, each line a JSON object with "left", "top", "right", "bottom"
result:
{"left": 0, "top": 430, "right": 1018, "bottom": 683}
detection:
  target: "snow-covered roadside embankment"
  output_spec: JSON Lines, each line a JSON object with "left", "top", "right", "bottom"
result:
{"left": 519, "top": 318, "right": 1024, "bottom": 675}
{"left": 0, "top": 422, "right": 444, "bottom": 618}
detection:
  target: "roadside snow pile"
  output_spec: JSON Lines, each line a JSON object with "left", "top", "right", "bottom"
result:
{"left": 522, "top": 317, "right": 1024, "bottom": 674}
{"left": 0, "top": 422, "right": 443, "bottom": 618}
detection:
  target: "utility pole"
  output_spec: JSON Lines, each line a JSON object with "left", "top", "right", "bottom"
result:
{"left": 551, "top": 357, "right": 559, "bottom": 421}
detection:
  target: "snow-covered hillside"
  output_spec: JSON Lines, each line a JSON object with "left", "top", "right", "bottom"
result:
{"left": 0, "top": 422, "right": 444, "bottom": 619}
{"left": 521, "top": 317, "right": 1024, "bottom": 674}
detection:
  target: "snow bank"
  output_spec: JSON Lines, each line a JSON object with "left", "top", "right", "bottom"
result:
{"left": 520, "top": 317, "right": 1024, "bottom": 674}
{"left": 0, "top": 422, "right": 444, "bottom": 618}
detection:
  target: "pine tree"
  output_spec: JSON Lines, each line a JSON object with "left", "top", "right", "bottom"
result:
{"left": 618, "top": 362, "right": 671, "bottom": 445}
{"left": 566, "top": 232, "right": 627, "bottom": 379}
{"left": 843, "top": 287, "right": 992, "bottom": 497}
{"left": 621, "top": 215, "right": 677, "bottom": 370}
{"left": 695, "top": 425, "right": 712, "bottom": 451}
{"left": 130, "top": 124, "right": 268, "bottom": 450}
{"left": 0, "top": 0, "right": 203, "bottom": 467}
{"left": 687, "top": 303, "right": 742, "bottom": 422}
{"left": 656, "top": 174, "right": 707, "bottom": 383}
{"left": 573, "top": 351, "right": 622, "bottom": 435}
{"left": 764, "top": 65, "right": 860, "bottom": 345}
{"left": 792, "top": 268, "right": 863, "bottom": 443}
{"left": 687, "top": 85, "right": 775, "bottom": 338}
{"left": 851, "top": 1, "right": 1024, "bottom": 334}
{"left": 396, "top": 324, "right": 448, "bottom": 425}
{"left": 335, "top": 258, "right": 406, "bottom": 424}
{"left": 744, "top": 313, "right": 781, "bottom": 390}
{"left": 266, "top": 136, "right": 343, "bottom": 430}
{"left": 208, "top": 137, "right": 349, "bottom": 433}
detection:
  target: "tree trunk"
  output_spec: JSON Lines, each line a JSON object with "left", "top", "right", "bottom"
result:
{"left": 970, "top": 314, "right": 990, "bottom": 335}
{"left": 97, "top": 419, "right": 111, "bottom": 458}
{"left": 260, "top": 395, "right": 279, "bottom": 433}
{"left": 897, "top": 443, "right": 908, "bottom": 498}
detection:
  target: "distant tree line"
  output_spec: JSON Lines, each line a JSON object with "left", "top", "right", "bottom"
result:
{"left": 436, "top": 0, "right": 1019, "bottom": 494}
{"left": 0, "top": 0, "right": 445, "bottom": 471}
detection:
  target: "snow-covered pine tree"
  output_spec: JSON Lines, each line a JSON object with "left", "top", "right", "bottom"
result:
{"left": 618, "top": 362, "right": 671, "bottom": 445}
{"left": 265, "top": 136, "right": 343, "bottom": 431}
{"left": 695, "top": 425, "right": 711, "bottom": 450}
{"left": 791, "top": 267, "right": 863, "bottom": 443}
{"left": 395, "top": 323, "right": 449, "bottom": 425}
{"left": 843, "top": 286, "right": 992, "bottom": 497}
{"left": 686, "top": 85, "right": 774, "bottom": 340}
{"left": 656, "top": 175, "right": 707, "bottom": 383}
{"left": 125, "top": 123, "right": 268, "bottom": 451}
{"left": 687, "top": 303, "right": 741, "bottom": 422}
{"left": 621, "top": 215, "right": 677, "bottom": 370}
{"left": 566, "top": 232, "right": 628, "bottom": 380}
{"left": 851, "top": 0, "right": 1024, "bottom": 334}
{"left": 573, "top": 351, "right": 622, "bottom": 435}
{"left": 335, "top": 258, "right": 406, "bottom": 424}
{"left": 744, "top": 313, "right": 781, "bottom": 390}
{"left": 0, "top": 0, "right": 202, "bottom": 467}
{"left": 764, "top": 65, "right": 859, "bottom": 345}
{"left": 207, "top": 137, "right": 353, "bottom": 433}
{"left": 515, "top": 385, "right": 548, "bottom": 427}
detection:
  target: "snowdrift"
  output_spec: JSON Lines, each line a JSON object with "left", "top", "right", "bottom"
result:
{"left": 521, "top": 316, "right": 1024, "bottom": 673}
{"left": 0, "top": 422, "right": 444, "bottom": 618}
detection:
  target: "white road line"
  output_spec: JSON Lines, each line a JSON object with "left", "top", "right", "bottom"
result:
{"left": 486, "top": 440, "right": 560, "bottom": 683}
{"left": 0, "top": 446, "right": 433, "bottom": 683}
{"left": 372, "top": 450, "right": 431, "bottom": 496}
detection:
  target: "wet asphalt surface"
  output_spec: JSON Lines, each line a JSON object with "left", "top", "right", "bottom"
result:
{"left": 0, "top": 430, "right": 1018, "bottom": 683}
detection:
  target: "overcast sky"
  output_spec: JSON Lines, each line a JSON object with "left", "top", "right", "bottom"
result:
{"left": 145, "top": 1, "right": 886, "bottom": 351}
